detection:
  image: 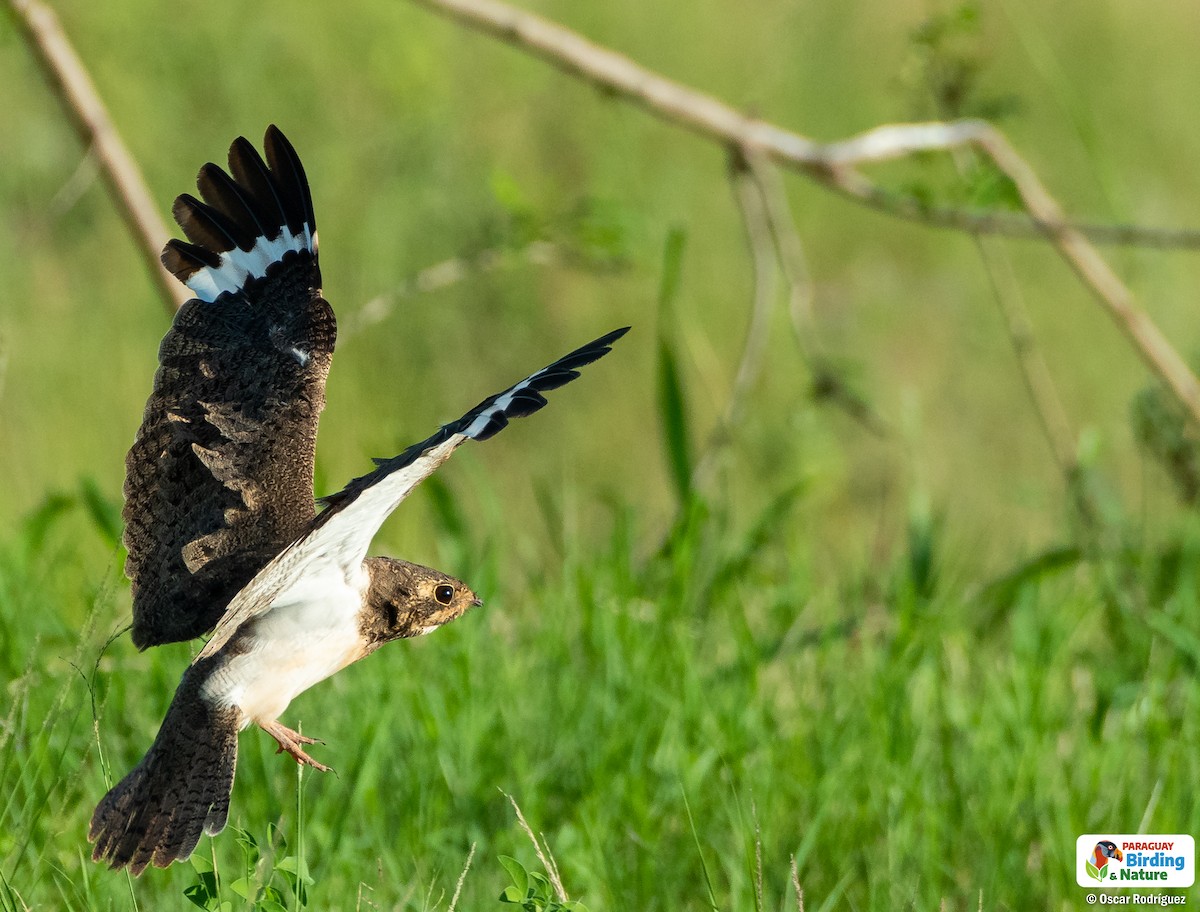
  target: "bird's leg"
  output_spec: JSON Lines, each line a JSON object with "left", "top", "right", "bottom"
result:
{"left": 258, "top": 720, "right": 332, "bottom": 773}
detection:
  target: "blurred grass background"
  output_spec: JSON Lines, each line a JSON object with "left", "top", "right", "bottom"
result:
{"left": 4, "top": 0, "right": 1200, "bottom": 908}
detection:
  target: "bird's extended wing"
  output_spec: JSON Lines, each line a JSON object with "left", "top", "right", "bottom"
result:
{"left": 125, "top": 126, "right": 336, "bottom": 648}
{"left": 195, "top": 326, "right": 629, "bottom": 662}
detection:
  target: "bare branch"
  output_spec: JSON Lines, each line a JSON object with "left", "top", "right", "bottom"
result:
{"left": 406, "top": 0, "right": 1200, "bottom": 429}
{"left": 839, "top": 185, "right": 1200, "bottom": 250}
{"left": 7, "top": 0, "right": 185, "bottom": 313}
{"left": 406, "top": 0, "right": 1200, "bottom": 249}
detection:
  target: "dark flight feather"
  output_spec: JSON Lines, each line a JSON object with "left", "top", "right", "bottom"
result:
{"left": 320, "top": 326, "right": 629, "bottom": 511}
{"left": 196, "top": 162, "right": 271, "bottom": 244}
{"left": 127, "top": 127, "right": 330, "bottom": 648}
{"left": 227, "top": 136, "right": 290, "bottom": 234}
{"left": 263, "top": 125, "right": 315, "bottom": 238}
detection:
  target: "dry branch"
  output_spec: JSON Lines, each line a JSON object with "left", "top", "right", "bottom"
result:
{"left": 406, "top": 0, "right": 1200, "bottom": 429}
{"left": 406, "top": 0, "right": 1200, "bottom": 246}
{"left": 7, "top": 0, "right": 186, "bottom": 313}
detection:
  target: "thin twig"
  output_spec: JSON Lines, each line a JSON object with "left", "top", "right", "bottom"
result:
{"left": 692, "top": 153, "right": 777, "bottom": 488}
{"left": 938, "top": 129, "right": 1079, "bottom": 491}
{"left": 743, "top": 153, "right": 817, "bottom": 360}
{"left": 725, "top": 151, "right": 779, "bottom": 425}
{"left": 832, "top": 122, "right": 1200, "bottom": 427}
{"left": 405, "top": 0, "right": 1200, "bottom": 430}
{"left": 341, "top": 241, "right": 561, "bottom": 339}
{"left": 743, "top": 152, "right": 887, "bottom": 435}
{"left": 47, "top": 144, "right": 99, "bottom": 219}
{"left": 7, "top": 0, "right": 185, "bottom": 314}
{"left": 405, "top": 0, "right": 1200, "bottom": 243}
{"left": 973, "top": 237, "right": 1078, "bottom": 475}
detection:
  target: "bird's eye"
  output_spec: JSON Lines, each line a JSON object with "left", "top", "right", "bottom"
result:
{"left": 434, "top": 584, "right": 455, "bottom": 605}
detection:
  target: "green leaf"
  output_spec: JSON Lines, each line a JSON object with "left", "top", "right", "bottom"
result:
{"left": 258, "top": 884, "right": 287, "bottom": 908}
{"left": 275, "top": 855, "right": 312, "bottom": 884}
{"left": 499, "top": 855, "right": 530, "bottom": 897}
{"left": 964, "top": 161, "right": 1022, "bottom": 210}
{"left": 530, "top": 871, "right": 553, "bottom": 900}
{"left": 654, "top": 227, "right": 693, "bottom": 506}
{"left": 232, "top": 827, "right": 261, "bottom": 867}
{"left": 1086, "top": 860, "right": 1100, "bottom": 880}
{"left": 657, "top": 226, "right": 687, "bottom": 311}
{"left": 19, "top": 491, "right": 74, "bottom": 556}
{"left": 182, "top": 872, "right": 218, "bottom": 910}
{"left": 78, "top": 477, "right": 122, "bottom": 548}
{"left": 560, "top": 196, "right": 636, "bottom": 270}
{"left": 423, "top": 474, "right": 468, "bottom": 542}
{"left": 976, "top": 546, "right": 1083, "bottom": 625}
{"left": 490, "top": 170, "right": 542, "bottom": 247}
{"left": 499, "top": 885, "right": 526, "bottom": 904}
{"left": 190, "top": 854, "right": 214, "bottom": 874}
{"left": 491, "top": 170, "right": 532, "bottom": 214}
{"left": 656, "top": 336, "right": 692, "bottom": 505}
{"left": 276, "top": 855, "right": 312, "bottom": 907}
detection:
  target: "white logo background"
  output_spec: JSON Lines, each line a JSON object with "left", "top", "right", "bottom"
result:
{"left": 1076, "top": 834, "right": 1195, "bottom": 889}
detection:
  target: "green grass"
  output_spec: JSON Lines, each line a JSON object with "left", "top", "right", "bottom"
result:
{"left": 6, "top": 0, "right": 1200, "bottom": 907}
{"left": 5, "top": 476, "right": 1200, "bottom": 909}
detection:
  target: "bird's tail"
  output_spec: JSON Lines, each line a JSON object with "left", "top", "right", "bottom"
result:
{"left": 89, "top": 665, "right": 241, "bottom": 875}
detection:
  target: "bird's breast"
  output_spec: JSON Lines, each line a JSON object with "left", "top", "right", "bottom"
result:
{"left": 200, "top": 572, "right": 369, "bottom": 726}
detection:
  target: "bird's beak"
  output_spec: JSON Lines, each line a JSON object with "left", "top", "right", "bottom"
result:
{"left": 1114, "top": 848, "right": 1124, "bottom": 861}
{"left": 471, "top": 597, "right": 483, "bottom": 608}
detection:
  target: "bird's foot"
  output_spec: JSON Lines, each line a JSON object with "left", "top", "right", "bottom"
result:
{"left": 260, "top": 720, "right": 332, "bottom": 773}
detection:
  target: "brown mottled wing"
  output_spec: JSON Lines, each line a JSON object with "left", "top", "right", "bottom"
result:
{"left": 124, "top": 126, "right": 335, "bottom": 648}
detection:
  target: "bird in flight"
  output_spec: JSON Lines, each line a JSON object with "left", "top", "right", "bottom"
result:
{"left": 89, "top": 126, "right": 627, "bottom": 875}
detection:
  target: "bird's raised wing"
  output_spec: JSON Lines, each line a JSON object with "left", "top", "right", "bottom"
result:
{"left": 195, "top": 326, "right": 629, "bottom": 662}
{"left": 125, "top": 126, "right": 336, "bottom": 649}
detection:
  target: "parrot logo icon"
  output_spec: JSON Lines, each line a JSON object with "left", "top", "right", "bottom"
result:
{"left": 1087, "top": 841, "right": 1124, "bottom": 882}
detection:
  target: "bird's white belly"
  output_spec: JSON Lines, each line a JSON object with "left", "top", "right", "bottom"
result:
{"left": 202, "top": 573, "right": 368, "bottom": 727}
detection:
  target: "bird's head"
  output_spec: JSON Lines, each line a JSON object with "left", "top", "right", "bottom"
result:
{"left": 361, "top": 557, "right": 481, "bottom": 646}
{"left": 1095, "top": 841, "right": 1123, "bottom": 863}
